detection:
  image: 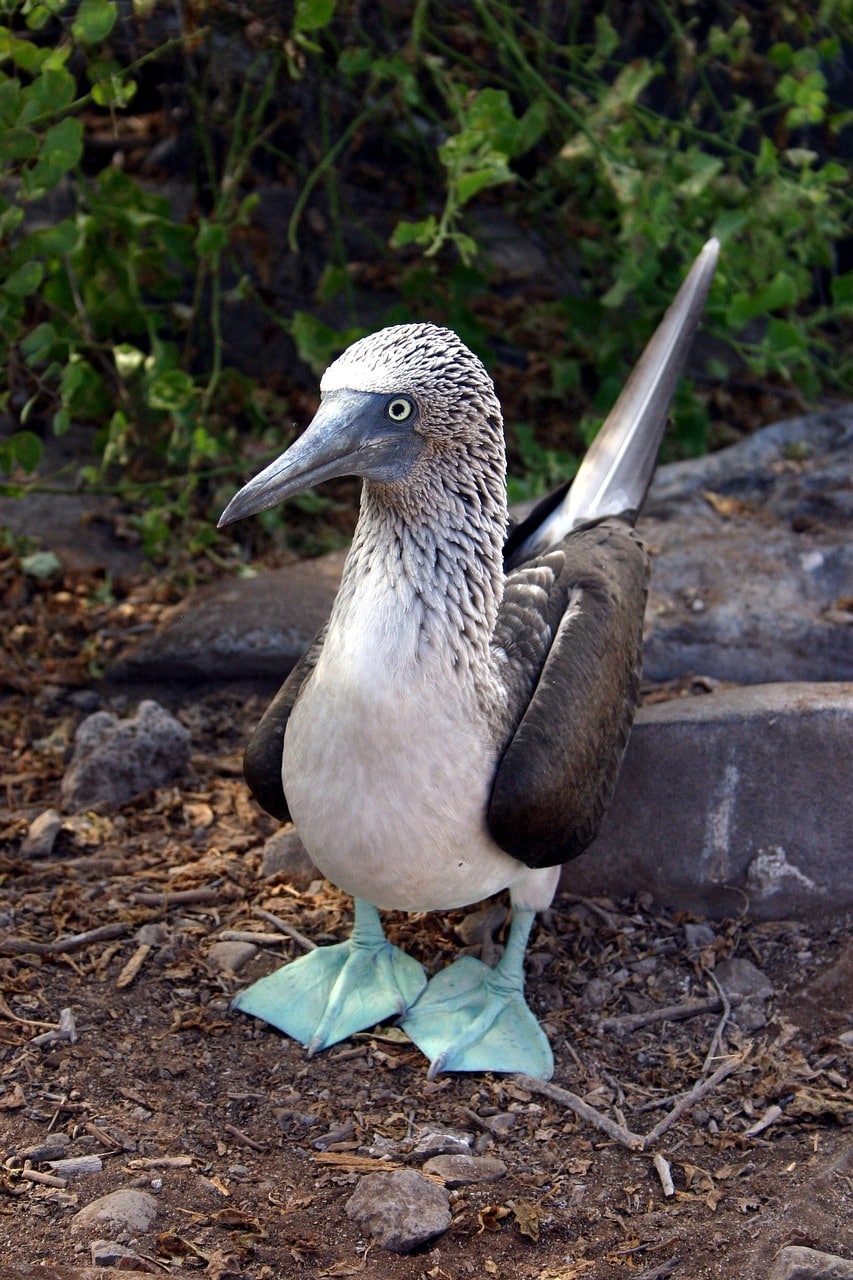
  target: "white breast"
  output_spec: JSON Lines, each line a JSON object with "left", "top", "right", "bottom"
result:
{"left": 281, "top": 578, "right": 524, "bottom": 912}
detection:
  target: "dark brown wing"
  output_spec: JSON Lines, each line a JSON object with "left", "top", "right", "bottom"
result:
{"left": 488, "top": 519, "right": 648, "bottom": 868}
{"left": 243, "top": 626, "right": 327, "bottom": 821}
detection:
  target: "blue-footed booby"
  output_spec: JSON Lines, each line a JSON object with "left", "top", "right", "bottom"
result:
{"left": 219, "top": 239, "right": 719, "bottom": 1080}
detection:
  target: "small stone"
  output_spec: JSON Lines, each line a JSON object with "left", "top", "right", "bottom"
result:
{"left": 768, "top": 1245, "right": 853, "bottom": 1280}
{"left": 683, "top": 922, "right": 716, "bottom": 949}
{"left": 260, "top": 827, "right": 319, "bottom": 887}
{"left": 456, "top": 904, "right": 508, "bottom": 946}
{"left": 71, "top": 1187, "right": 159, "bottom": 1236}
{"left": 61, "top": 700, "right": 191, "bottom": 812}
{"left": 345, "top": 1168, "right": 451, "bottom": 1253}
{"left": 410, "top": 1129, "right": 472, "bottom": 1157}
{"left": 20, "top": 808, "right": 62, "bottom": 858}
{"left": 422, "top": 1154, "right": 507, "bottom": 1186}
{"left": 207, "top": 940, "right": 258, "bottom": 974}
{"left": 714, "top": 957, "right": 774, "bottom": 1001}
{"left": 583, "top": 977, "right": 611, "bottom": 1009}
{"left": 90, "top": 1238, "right": 148, "bottom": 1268}
{"left": 733, "top": 1001, "right": 768, "bottom": 1032}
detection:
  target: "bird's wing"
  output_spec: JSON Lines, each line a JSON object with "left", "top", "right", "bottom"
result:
{"left": 488, "top": 519, "right": 648, "bottom": 869}
{"left": 243, "top": 625, "right": 327, "bottom": 821}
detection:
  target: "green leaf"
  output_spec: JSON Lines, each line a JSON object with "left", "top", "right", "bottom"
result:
{"left": 3, "top": 260, "right": 43, "bottom": 297}
{"left": 456, "top": 164, "right": 513, "bottom": 203}
{"left": 294, "top": 0, "right": 335, "bottom": 32}
{"left": 726, "top": 271, "right": 800, "bottom": 327}
{"left": 195, "top": 219, "right": 229, "bottom": 255}
{"left": 390, "top": 216, "right": 438, "bottom": 249}
{"left": 677, "top": 152, "right": 723, "bottom": 198}
{"left": 20, "top": 320, "right": 58, "bottom": 363}
{"left": 593, "top": 13, "right": 619, "bottom": 60}
{"left": 146, "top": 369, "right": 196, "bottom": 411}
{"left": 0, "top": 126, "right": 38, "bottom": 163}
{"left": 17, "top": 67, "right": 76, "bottom": 123}
{"left": 22, "top": 116, "right": 82, "bottom": 193}
{"left": 71, "top": 0, "right": 118, "bottom": 43}
{"left": 10, "top": 430, "right": 42, "bottom": 472}
{"left": 0, "top": 76, "right": 21, "bottom": 125}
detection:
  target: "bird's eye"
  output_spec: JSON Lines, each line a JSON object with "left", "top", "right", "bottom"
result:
{"left": 386, "top": 395, "right": 415, "bottom": 422}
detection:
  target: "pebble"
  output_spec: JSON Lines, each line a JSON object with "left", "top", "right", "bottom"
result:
{"left": 714, "top": 957, "right": 774, "bottom": 1000}
{"left": 207, "top": 940, "right": 258, "bottom": 973}
{"left": 70, "top": 1187, "right": 159, "bottom": 1236}
{"left": 60, "top": 699, "right": 191, "bottom": 812}
{"left": 345, "top": 1168, "right": 451, "bottom": 1252}
{"left": 410, "top": 1129, "right": 472, "bottom": 1157}
{"left": 90, "top": 1238, "right": 148, "bottom": 1268}
{"left": 582, "top": 977, "right": 611, "bottom": 1009}
{"left": 422, "top": 1154, "right": 507, "bottom": 1186}
{"left": 20, "top": 808, "right": 62, "bottom": 858}
{"left": 260, "top": 826, "right": 319, "bottom": 886}
{"left": 768, "top": 1245, "right": 853, "bottom": 1280}
{"left": 683, "top": 922, "right": 716, "bottom": 949}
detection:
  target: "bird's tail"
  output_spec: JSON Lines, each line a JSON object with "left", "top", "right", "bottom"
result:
{"left": 511, "top": 238, "right": 719, "bottom": 561}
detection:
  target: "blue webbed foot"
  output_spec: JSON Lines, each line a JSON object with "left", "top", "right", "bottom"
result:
{"left": 232, "top": 899, "right": 426, "bottom": 1055}
{"left": 400, "top": 909, "right": 553, "bottom": 1080}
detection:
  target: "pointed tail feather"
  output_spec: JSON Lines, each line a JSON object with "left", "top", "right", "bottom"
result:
{"left": 516, "top": 238, "right": 719, "bottom": 559}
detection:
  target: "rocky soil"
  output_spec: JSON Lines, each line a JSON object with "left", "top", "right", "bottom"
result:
{"left": 0, "top": 531, "right": 851, "bottom": 1280}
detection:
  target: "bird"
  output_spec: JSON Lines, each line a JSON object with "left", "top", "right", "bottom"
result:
{"left": 218, "top": 238, "right": 719, "bottom": 1081}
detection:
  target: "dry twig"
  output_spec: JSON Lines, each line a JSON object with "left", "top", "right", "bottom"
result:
{"left": 514, "top": 1074, "right": 645, "bottom": 1152}
{"left": 600, "top": 994, "right": 743, "bottom": 1033}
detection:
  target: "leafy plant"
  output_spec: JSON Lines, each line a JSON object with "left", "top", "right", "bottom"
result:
{"left": 1, "top": 0, "right": 851, "bottom": 562}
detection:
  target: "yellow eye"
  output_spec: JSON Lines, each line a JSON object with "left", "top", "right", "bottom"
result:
{"left": 386, "top": 396, "right": 415, "bottom": 422}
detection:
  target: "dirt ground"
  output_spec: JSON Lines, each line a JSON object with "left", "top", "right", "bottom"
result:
{"left": 1, "top": 549, "right": 851, "bottom": 1280}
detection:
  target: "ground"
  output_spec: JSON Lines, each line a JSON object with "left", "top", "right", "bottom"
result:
{"left": 0, "top": 545, "right": 851, "bottom": 1280}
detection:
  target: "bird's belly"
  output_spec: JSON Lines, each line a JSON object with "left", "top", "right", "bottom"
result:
{"left": 281, "top": 669, "right": 523, "bottom": 912}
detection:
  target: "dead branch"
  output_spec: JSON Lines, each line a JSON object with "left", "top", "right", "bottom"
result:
{"left": 644, "top": 1054, "right": 748, "bottom": 1144}
{"left": 514, "top": 1074, "right": 645, "bottom": 1152}
{"left": 0, "top": 922, "right": 129, "bottom": 955}
{"left": 600, "top": 993, "right": 743, "bottom": 1033}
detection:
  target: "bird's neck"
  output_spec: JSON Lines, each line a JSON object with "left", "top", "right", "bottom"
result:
{"left": 329, "top": 445, "right": 507, "bottom": 674}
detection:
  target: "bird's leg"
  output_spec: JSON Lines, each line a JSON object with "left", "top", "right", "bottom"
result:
{"left": 400, "top": 908, "right": 553, "bottom": 1080}
{"left": 232, "top": 898, "right": 427, "bottom": 1055}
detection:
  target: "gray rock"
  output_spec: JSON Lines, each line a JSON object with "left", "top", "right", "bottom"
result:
{"left": 207, "top": 940, "right": 257, "bottom": 974}
{"left": 768, "top": 1245, "right": 853, "bottom": 1280}
{"left": 422, "top": 1154, "right": 507, "bottom": 1186}
{"left": 564, "top": 682, "right": 852, "bottom": 919}
{"left": 260, "top": 826, "right": 320, "bottom": 886}
{"left": 111, "top": 552, "right": 346, "bottom": 683}
{"left": 345, "top": 1168, "right": 451, "bottom": 1253}
{"left": 641, "top": 407, "right": 852, "bottom": 684}
{"left": 683, "top": 923, "right": 717, "bottom": 950}
{"left": 60, "top": 700, "right": 191, "bottom": 811}
{"left": 20, "top": 808, "right": 62, "bottom": 858}
{"left": 713, "top": 957, "right": 774, "bottom": 1001}
{"left": 71, "top": 1187, "right": 158, "bottom": 1236}
{"left": 410, "top": 1129, "right": 472, "bottom": 1157}
{"left": 90, "top": 1239, "right": 148, "bottom": 1268}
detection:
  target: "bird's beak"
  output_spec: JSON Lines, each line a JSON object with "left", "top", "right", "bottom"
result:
{"left": 218, "top": 389, "right": 424, "bottom": 527}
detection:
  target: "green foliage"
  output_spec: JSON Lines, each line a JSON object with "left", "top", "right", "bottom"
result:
{"left": 0, "top": 0, "right": 850, "bottom": 560}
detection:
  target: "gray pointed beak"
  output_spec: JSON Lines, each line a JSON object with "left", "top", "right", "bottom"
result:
{"left": 218, "top": 389, "right": 424, "bottom": 527}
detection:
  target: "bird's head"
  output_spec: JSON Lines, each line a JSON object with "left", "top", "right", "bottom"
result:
{"left": 218, "top": 323, "right": 504, "bottom": 528}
